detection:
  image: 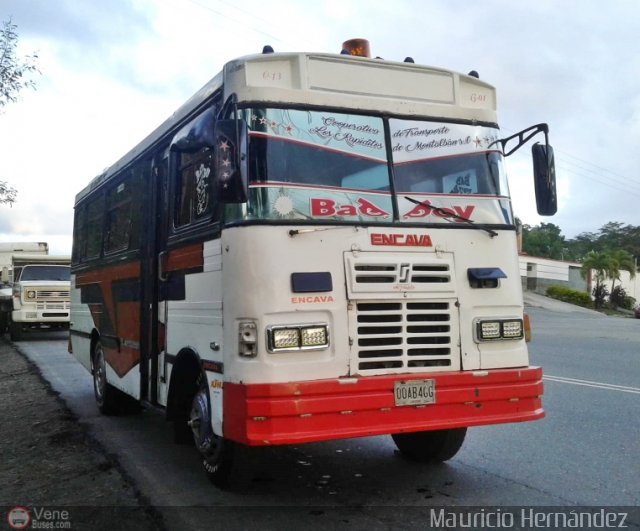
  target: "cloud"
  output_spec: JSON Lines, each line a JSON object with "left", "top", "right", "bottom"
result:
{"left": 3, "top": 0, "right": 153, "bottom": 51}
{"left": 1, "top": 0, "right": 640, "bottom": 252}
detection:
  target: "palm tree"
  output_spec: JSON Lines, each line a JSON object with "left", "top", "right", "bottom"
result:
{"left": 608, "top": 249, "right": 636, "bottom": 293}
{"left": 580, "top": 251, "right": 612, "bottom": 309}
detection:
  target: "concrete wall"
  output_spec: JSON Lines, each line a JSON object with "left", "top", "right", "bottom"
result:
{"left": 568, "top": 266, "right": 588, "bottom": 292}
{"left": 519, "top": 255, "right": 587, "bottom": 294}
{"left": 519, "top": 254, "right": 638, "bottom": 307}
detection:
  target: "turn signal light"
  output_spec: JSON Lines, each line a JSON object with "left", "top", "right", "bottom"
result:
{"left": 523, "top": 313, "right": 532, "bottom": 342}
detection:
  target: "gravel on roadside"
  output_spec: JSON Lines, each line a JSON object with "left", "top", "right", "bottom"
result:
{"left": 0, "top": 339, "right": 165, "bottom": 530}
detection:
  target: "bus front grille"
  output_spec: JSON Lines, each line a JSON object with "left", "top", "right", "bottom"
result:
{"left": 354, "top": 300, "right": 456, "bottom": 374}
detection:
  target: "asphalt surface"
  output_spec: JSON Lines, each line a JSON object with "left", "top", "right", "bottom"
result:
{"left": 2, "top": 293, "right": 639, "bottom": 530}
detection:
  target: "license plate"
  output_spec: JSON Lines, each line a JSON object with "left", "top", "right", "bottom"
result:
{"left": 394, "top": 379, "right": 436, "bottom": 406}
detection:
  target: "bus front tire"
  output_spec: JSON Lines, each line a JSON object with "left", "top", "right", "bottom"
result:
{"left": 190, "top": 373, "right": 234, "bottom": 488}
{"left": 391, "top": 427, "right": 467, "bottom": 463}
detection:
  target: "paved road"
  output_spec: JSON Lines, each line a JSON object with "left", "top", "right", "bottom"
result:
{"left": 12, "top": 305, "right": 640, "bottom": 529}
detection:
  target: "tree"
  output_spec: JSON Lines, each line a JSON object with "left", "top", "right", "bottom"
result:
{"left": 580, "top": 251, "right": 612, "bottom": 309}
{"left": 0, "top": 18, "right": 38, "bottom": 110}
{"left": 580, "top": 249, "right": 637, "bottom": 310}
{"left": 521, "top": 222, "right": 566, "bottom": 259}
{"left": 565, "top": 222, "right": 640, "bottom": 265}
{"left": 0, "top": 18, "right": 39, "bottom": 206}
{"left": 607, "top": 249, "right": 636, "bottom": 294}
{"left": 565, "top": 231, "right": 598, "bottom": 261}
{"left": 597, "top": 222, "right": 628, "bottom": 253}
{"left": 0, "top": 181, "right": 17, "bottom": 205}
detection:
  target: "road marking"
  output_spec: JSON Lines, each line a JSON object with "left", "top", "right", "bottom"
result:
{"left": 544, "top": 374, "right": 640, "bottom": 395}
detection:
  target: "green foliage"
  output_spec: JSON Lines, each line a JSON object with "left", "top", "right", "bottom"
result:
{"left": 610, "top": 285, "right": 636, "bottom": 310}
{"left": 579, "top": 250, "right": 611, "bottom": 310}
{"left": 580, "top": 251, "right": 611, "bottom": 282}
{"left": 0, "top": 180, "right": 17, "bottom": 205}
{"left": 606, "top": 249, "right": 636, "bottom": 293}
{"left": 569, "top": 222, "right": 640, "bottom": 264}
{"left": 592, "top": 283, "right": 609, "bottom": 310}
{"left": 521, "top": 222, "right": 566, "bottom": 259}
{"left": 545, "top": 286, "right": 592, "bottom": 308}
{"left": 0, "top": 18, "right": 39, "bottom": 110}
{"left": 0, "top": 17, "right": 37, "bottom": 206}
{"left": 579, "top": 249, "right": 636, "bottom": 306}
{"left": 521, "top": 219, "right": 640, "bottom": 267}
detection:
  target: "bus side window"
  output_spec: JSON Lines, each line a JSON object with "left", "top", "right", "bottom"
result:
{"left": 104, "top": 179, "right": 135, "bottom": 254}
{"left": 175, "top": 147, "right": 215, "bottom": 228}
{"left": 85, "top": 194, "right": 105, "bottom": 260}
{"left": 72, "top": 206, "right": 87, "bottom": 265}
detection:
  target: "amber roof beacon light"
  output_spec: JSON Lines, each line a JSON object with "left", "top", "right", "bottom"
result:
{"left": 341, "top": 38, "right": 371, "bottom": 58}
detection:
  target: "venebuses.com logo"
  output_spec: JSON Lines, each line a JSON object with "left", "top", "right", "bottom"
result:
{"left": 7, "top": 507, "right": 30, "bottom": 530}
{"left": 6, "top": 506, "right": 71, "bottom": 529}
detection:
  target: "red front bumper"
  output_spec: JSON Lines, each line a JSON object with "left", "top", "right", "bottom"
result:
{"left": 223, "top": 367, "right": 544, "bottom": 446}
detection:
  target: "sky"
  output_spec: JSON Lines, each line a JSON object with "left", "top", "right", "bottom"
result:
{"left": 1, "top": 0, "right": 639, "bottom": 255}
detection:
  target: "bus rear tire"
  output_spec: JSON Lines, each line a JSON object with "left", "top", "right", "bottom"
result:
{"left": 190, "top": 373, "right": 234, "bottom": 488}
{"left": 92, "top": 340, "right": 121, "bottom": 415}
{"left": 391, "top": 427, "right": 467, "bottom": 463}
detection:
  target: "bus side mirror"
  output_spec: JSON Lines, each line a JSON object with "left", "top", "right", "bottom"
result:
{"left": 532, "top": 143, "right": 557, "bottom": 216}
{"left": 214, "top": 119, "right": 248, "bottom": 203}
{"left": 1, "top": 267, "right": 8, "bottom": 284}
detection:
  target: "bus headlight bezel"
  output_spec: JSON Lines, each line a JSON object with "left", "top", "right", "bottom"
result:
{"left": 474, "top": 318, "right": 524, "bottom": 342}
{"left": 266, "top": 323, "right": 329, "bottom": 352}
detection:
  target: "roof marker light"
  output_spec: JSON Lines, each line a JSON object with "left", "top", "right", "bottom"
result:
{"left": 468, "top": 70, "right": 480, "bottom": 78}
{"left": 262, "top": 45, "right": 274, "bottom": 54}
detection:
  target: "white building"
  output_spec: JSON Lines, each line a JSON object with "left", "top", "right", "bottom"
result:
{"left": 518, "top": 255, "right": 586, "bottom": 294}
{"left": 519, "top": 254, "right": 639, "bottom": 306}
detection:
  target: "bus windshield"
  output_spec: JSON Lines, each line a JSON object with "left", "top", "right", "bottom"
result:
{"left": 235, "top": 108, "right": 513, "bottom": 225}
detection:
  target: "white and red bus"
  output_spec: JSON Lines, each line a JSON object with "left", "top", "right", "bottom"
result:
{"left": 70, "top": 39, "right": 556, "bottom": 486}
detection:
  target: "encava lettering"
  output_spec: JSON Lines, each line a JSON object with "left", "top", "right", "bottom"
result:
{"left": 371, "top": 234, "right": 433, "bottom": 247}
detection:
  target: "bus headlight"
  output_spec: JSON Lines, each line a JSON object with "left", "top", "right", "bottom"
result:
{"left": 300, "top": 326, "right": 328, "bottom": 348}
{"left": 267, "top": 324, "right": 329, "bottom": 352}
{"left": 272, "top": 328, "right": 300, "bottom": 350}
{"left": 474, "top": 318, "right": 524, "bottom": 342}
{"left": 26, "top": 290, "right": 36, "bottom": 299}
{"left": 502, "top": 320, "right": 524, "bottom": 339}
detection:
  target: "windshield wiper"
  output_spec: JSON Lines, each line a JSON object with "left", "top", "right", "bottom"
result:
{"left": 404, "top": 196, "right": 498, "bottom": 238}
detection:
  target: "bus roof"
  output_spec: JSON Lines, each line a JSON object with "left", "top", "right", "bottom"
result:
{"left": 224, "top": 51, "right": 496, "bottom": 121}
{"left": 77, "top": 51, "right": 497, "bottom": 205}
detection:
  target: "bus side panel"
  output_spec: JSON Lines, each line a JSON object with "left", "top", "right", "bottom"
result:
{"left": 164, "top": 239, "right": 224, "bottom": 435}
{"left": 69, "top": 273, "right": 93, "bottom": 373}
{"left": 73, "top": 260, "right": 143, "bottom": 399}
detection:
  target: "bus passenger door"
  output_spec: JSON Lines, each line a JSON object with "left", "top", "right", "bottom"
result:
{"left": 140, "top": 154, "right": 169, "bottom": 407}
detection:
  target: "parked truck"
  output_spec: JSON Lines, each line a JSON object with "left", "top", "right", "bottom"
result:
{"left": 0, "top": 242, "right": 49, "bottom": 332}
{"left": 8, "top": 254, "right": 71, "bottom": 341}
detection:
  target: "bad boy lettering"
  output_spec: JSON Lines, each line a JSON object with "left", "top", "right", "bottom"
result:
{"left": 310, "top": 198, "right": 390, "bottom": 218}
